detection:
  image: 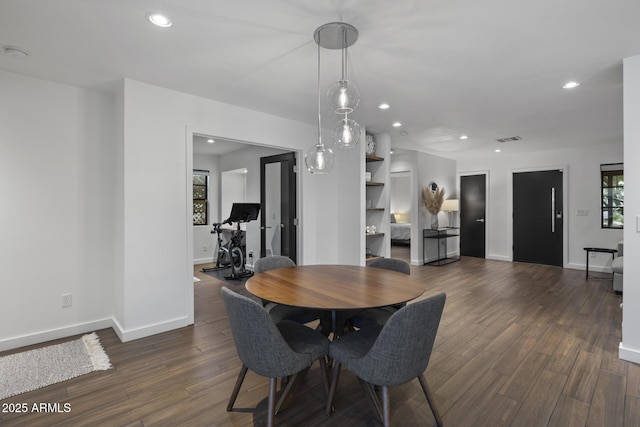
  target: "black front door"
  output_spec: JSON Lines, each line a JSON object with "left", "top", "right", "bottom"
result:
{"left": 260, "top": 152, "right": 297, "bottom": 263}
{"left": 460, "top": 174, "right": 486, "bottom": 258}
{"left": 513, "top": 170, "right": 563, "bottom": 266}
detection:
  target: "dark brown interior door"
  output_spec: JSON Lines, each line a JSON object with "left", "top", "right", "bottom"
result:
{"left": 460, "top": 174, "right": 486, "bottom": 258}
{"left": 513, "top": 170, "right": 563, "bottom": 266}
{"left": 260, "top": 152, "right": 297, "bottom": 263}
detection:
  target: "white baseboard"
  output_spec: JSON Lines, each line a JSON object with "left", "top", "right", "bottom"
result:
{"left": 619, "top": 342, "right": 640, "bottom": 364}
{"left": 487, "top": 254, "right": 511, "bottom": 262}
{"left": 566, "top": 262, "right": 612, "bottom": 273}
{"left": 0, "top": 318, "right": 115, "bottom": 352}
{"left": 0, "top": 315, "right": 194, "bottom": 352}
{"left": 112, "top": 316, "right": 192, "bottom": 343}
{"left": 194, "top": 257, "right": 211, "bottom": 265}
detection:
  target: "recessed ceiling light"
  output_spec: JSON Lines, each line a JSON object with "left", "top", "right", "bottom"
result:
{"left": 378, "top": 103, "right": 390, "bottom": 110}
{"left": 1, "top": 45, "right": 29, "bottom": 59}
{"left": 392, "top": 122, "right": 402, "bottom": 127}
{"left": 459, "top": 135, "right": 468, "bottom": 140}
{"left": 563, "top": 81, "right": 580, "bottom": 89}
{"left": 207, "top": 139, "right": 215, "bottom": 144}
{"left": 495, "top": 149, "right": 502, "bottom": 153}
{"left": 147, "top": 13, "right": 172, "bottom": 27}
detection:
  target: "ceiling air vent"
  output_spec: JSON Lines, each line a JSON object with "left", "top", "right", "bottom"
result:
{"left": 496, "top": 136, "right": 522, "bottom": 143}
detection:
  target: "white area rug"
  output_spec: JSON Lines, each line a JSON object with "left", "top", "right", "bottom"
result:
{"left": 0, "top": 332, "right": 112, "bottom": 400}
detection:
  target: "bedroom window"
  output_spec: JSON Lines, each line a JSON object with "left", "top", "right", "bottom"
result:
{"left": 601, "top": 163, "right": 623, "bottom": 229}
{"left": 193, "top": 170, "right": 209, "bottom": 226}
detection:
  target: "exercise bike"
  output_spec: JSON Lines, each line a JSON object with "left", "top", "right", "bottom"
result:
{"left": 202, "top": 202, "right": 260, "bottom": 280}
{"left": 201, "top": 222, "right": 243, "bottom": 273}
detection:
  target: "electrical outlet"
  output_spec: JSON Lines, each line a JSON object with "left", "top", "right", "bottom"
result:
{"left": 61, "top": 293, "right": 72, "bottom": 308}
{"left": 202, "top": 245, "right": 208, "bottom": 252}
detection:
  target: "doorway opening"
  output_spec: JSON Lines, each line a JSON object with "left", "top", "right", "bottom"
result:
{"left": 390, "top": 171, "right": 412, "bottom": 264}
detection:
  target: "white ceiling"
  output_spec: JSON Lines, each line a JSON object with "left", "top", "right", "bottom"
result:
{"left": 2, "top": 0, "right": 638, "bottom": 160}
{"left": 193, "top": 134, "right": 248, "bottom": 156}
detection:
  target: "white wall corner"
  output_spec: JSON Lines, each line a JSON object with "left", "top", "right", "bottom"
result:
{"left": 619, "top": 342, "right": 640, "bottom": 364}
{"left": 115, "top": 316, "right": 192, "bottom": 343}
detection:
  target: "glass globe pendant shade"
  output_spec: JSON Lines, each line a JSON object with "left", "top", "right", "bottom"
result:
{"left": 327, "top": 80, "right": 360, "bottom": 114}
{"left": 304, "top": 144, "right": 335, "bottom": 174}
{"left": 333, "top": 116, "right": 361, "bottom": 148}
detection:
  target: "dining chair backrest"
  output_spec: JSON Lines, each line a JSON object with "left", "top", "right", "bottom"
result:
{"left": 254, "top": 255, "right": 296, "bottom": 274}
{"left": 368, "top": 258, "right": 410, "bottom": 275}
{"left": 221, "top": 286, "right": 315, "bottom": 378}
{"left": 350, "top": 292, "right": 446, "bottom": 387}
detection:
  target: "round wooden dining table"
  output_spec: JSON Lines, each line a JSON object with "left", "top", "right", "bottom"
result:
{"left": 245, "top": 264, "right": 426, "bottom": 333}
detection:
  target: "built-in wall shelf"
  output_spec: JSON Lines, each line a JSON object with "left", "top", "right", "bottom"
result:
{"left": 366, "top": 154, "right": 384, "bottom": 162}
{"left": 364, "top": 133, "right": 390, "bottom": 264}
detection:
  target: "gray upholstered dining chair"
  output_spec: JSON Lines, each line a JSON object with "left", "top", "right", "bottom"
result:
{"left": 326, "top": 292, "right": 446, "bottom": 427}
{"left": 221, "top": 287, "right": 330, "bottom": 426}
{"left": 349, "top": 258, "right": 411, "bottom": 329}
{"left": 253, "top": 255, "right": 320, "bottom": 324}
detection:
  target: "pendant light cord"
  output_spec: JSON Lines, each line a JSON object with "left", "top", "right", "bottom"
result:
{"left": 317, "top": 34, "right": 322, "bottom": 147}
{"left": 341, "top": 26, "right": 347, "bottom": 81}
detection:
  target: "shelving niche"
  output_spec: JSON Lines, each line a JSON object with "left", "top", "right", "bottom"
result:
{"left": 365, "top": 145, "right": 389, "bottom": 262}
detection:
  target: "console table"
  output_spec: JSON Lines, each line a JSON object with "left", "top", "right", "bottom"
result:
{"left": 423, "top": 227, "right": 460, "bottom": 266}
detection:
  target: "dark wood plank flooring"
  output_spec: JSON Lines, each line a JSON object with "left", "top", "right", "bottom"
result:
{"left": 1, "top": 257, "right": 635, "bottom": 426}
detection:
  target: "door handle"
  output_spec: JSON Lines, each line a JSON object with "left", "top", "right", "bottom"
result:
{"left": 260, "top": 226, "right": 272, "bottom": 230}
{"left": 475, "top": 218, "right": 485, "bottom": 223}
{"left": 551, "top": 188, "right": 555, "bottom": 233}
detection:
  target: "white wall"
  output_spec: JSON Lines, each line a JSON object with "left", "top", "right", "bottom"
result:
{"left": 0, "top": 70, "right": 113, "bottom": 350}
{"left": 620, "top": 54, "right": 640, "bottom": 363}
{"left": 457, "top": 144, "right": 623, "bottom": 268}
{"left": 391, "top": 172, "right": 412, "bottom": 218}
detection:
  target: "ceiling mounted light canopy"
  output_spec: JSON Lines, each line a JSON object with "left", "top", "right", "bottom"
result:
{"left": 305, "top": 22, "right": 361, "bottom": 174}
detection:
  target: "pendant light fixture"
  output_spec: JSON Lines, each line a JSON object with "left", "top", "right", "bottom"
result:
{"left": 305, "top": 22, "right": 361, "bottom": 174}
{"left": 305, "top": 28, "right": 335, "bottom": 174}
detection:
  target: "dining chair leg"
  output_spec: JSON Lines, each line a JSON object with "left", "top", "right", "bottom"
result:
{"left": 319, "top": 357, "right": 330, "bottom": 396}
{"left": 268, "top": 377, "right": 277, "bottom": 427}
{"left": 381, "top": 386, "right": 391, "bottom": 427}
{"left": 418, "top": 374, "right": 443, "bottom": 427}
{"left": 326, "top": 362, "right": 342, "bottom": 416}
{"left": 274, "top": 372, "right": 299, "bottom": 415}
{"left": 226, "top": 365, "right": 248, "bottom": 411}
{"left": 358, "top": 379, "right": 383, "bottom": 423}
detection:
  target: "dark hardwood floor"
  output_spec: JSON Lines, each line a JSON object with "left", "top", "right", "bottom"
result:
{"left": 1, "top": 257, "right": 637, "bottom": 426}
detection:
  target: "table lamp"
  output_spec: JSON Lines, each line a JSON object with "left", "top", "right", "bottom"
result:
{"left": 441, "top": 199, "right": 459, "bottom": 227}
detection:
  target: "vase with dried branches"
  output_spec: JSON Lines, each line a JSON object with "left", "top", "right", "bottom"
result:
{"left": 423, "top": 185, "right": 445, "bottom": 230}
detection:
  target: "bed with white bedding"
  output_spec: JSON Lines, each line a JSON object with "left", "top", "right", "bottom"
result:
{"left": 390, "top": 213, "right": 411, "bottom": 244}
